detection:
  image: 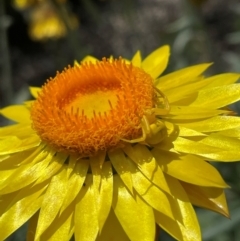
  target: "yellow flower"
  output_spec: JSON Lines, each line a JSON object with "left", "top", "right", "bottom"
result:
{"left": 1, "top": 46, "right": 240, "bottom": 241}
{"left": 29, "top": 1, "right": 78, "bottom": 41}
{"left": 13, "top": 0, "right": 78, "bottom": 41}
{"left": 13, "top": 0, "right": 67, "bottom": 9}
{"left": 13, "top": 0, "right": 36, "bottom": 9}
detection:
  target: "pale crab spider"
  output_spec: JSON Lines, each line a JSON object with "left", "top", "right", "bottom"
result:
{"left": 121, "top": 88, "right": 170, "bottom": 144}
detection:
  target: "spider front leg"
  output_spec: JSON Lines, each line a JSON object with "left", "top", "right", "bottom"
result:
{"left": 119, "top": 115, "right": 149, "bottom": 143}
{"left": 119, "top": 115, "right": 166, "bottom": 144}
{"left": 154, "top": 87, "right": 170, "bottom": 115}
{"left": 151, "top": 107, "right": 169, "bottom": 116}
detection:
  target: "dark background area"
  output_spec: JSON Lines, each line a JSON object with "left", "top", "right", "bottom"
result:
{"left": 1, "top": 0, "right": 240, "bottom": 240}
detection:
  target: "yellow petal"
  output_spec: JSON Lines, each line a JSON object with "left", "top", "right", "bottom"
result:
{"left": 198, "top": 151, "right": 240, "bottom": 162}
{"left": 74, "top": 60, "right": 80, "bottom": 66}
{"left": 178, "top": 126, "right": 206, "bottom": 137}
{"left": 190, "top": 84, "right": 240, "bottom": 108}
{"left": 199, "top": 133, "right": 240, "bottom": 151}
{"left": 154, "top": 175, "right": 201, "bottom": 241}
{"left": 60, "top": 159, "right": 89, "bottom": 214}
{"left": 203, "top": 73, "right": 240, "bottom": 88}
{"left": 108, "top": 149, "right": 133, "bottom": 193}
{"left": 0, "top": 105, "right": 31, "bottom": 123}
{"left": 35, "top": 168, "right": 68, "bottom": 239}
{"left": 89, "top": 158, "right": 101, "bottom": 227}
{"left": 0, "top": 145, "right": 43, "bottom": 171}
{"left": 123, "top": 58, "right": 131, "bottom": 64}
{"left": 75, "top": 174, "right": 98, "bottom": 241}
{"left": 35, "top": 152, "right": 68, "bottom": 185}
{"left": 40, "top": 202, "right": 74, "bottom": 241}
{"left": 29, "top": 87, "right": 41, "bottom": 99}
{"left": 0, "top": 154, "right": 9, "bottom": 162}
{"left": 142, "top": 45, "right": 170, "bottom": 79}
{"left": 165, "top": 76, "right": 210, "bottom": 103}
{"left": 96, "top": 209, "right": 129, "bottom": 241}
{"left": 168, "top": 106, "right": 230, "bottom": 120}
{"left": 0, "top": 135, "right": 40, "bottom": 156}
{"left": 125, "top": 156, "right": 175, "bottom": 219}
{"left": 175, "top": 207, "right": 200, "bottom": 241}
{"left": 0, "top": 148, "right": 56, "bottom": 194}
{"left": 123, "top": 144, "right": 171, "bottom": 194}
{"left": 131, "top": 50, "right": 141, "bottom": 67}
{"left": 220, "top": 128, "right": 240, "bottom": 138}
{"left": 112, "top": 175, "right": 155, "bottom": 241}
{"left": 178, "top": 116, "right": 240, "bottom": 132}
{"left": 0, "top": 169, "right": 17, "bottom": 185}
{"left": 24, "top": 100, "right": 34, "bottom": 108}
{"left": 98, "top": 161, "right": 113, "bottom": 232}
{"left": 164, "top": 121, "right": 206, "bottom": 138}
{"left": 155, "top": 211, "right": 184, "bottom": 241}
{"left": 152, "top": 149, "right": 229, "bottom": 188}
{"left": 0, "top": 159, "right": 48, "bottom": 194}
{"left": 81, "top": 55, "right": 98, "bottom": 64}
{"left": 197, "top": 134, "right": 240, "bottom": 161}
{"left": 0, "top": 123, "right": 34, "bottom": 137}
{"left": 0, "top": 182, "right": 46, "bottom": 241}
{"left": 7, "top": 126, "right": 36, "bottom": 139}
{"left": 90, "top": 154, "right": 104, "bottom": 192}
{"left": 181, "top": 182, "right": 229, "bottom": 217}
{"left": 166, "top": 74, "right": 239, "bottom": 104}
{"left": 0, "top": 136, "right": 21, "bottom": 152}
{"left": 21, "top": 144, "right": 53, "bottom": 165}
{"left": 157, "top": 63, "right": 212, "bottom": 90}
{"left": 0, "top": 191, "right": 20, "bottom": 217}
{"left": 165, "top": 175, "right": 201, "bottom": 241}
{"left": 173, "top": 136, "right": 222, "bottom": 155}
{"left": 66, "top": 155, "right": 77, "bottom": 178}
{"left": 26, "top": 211, "right": 39, "bottom": 241}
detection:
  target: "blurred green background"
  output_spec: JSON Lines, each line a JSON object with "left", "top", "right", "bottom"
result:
{"left": 1, "top": 0, "right": 240, "bottom": 240}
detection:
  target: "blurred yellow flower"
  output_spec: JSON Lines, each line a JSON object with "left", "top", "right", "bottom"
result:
{"left": 13, "top": 0, "right": 78, "bottom": 41}
{"left": 13, "top": 0, "right": 67, "bottom": 9}
{"left": 29, "top": 2, "right": 78, "bottom": 41}
{"left": 1, "top": 46, "right": 240, "bottom": 241}
{"left": 13, "top": 0, "right": 36, "bottom": 9}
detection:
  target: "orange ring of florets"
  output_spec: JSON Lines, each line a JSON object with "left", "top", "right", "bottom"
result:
{"left": 31, "top": 58, "right": 155, "bottom": 156}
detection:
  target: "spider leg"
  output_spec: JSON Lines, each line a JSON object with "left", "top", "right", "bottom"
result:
{"left": 151, "top": 107, "right": 169, "bottom": 116}
{"left": 154, "top": 88, "right": 170, "bottom": 115}
{"left": 126, "top": 116, "right": 141, "bottom": 130}
{"left": 118, "top": 116, "right": 148, "bottom": 143}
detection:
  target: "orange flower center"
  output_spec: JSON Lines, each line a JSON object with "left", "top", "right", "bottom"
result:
{"left": 31, "top": 58, "right": 155, "bottom": 156}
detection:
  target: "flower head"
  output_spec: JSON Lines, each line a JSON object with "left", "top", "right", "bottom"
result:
{"left": 1, "top": 46, "right": 240, "bottom": 241}
{"left": 31, "top": 58, "right": 158, "bottom": 156}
